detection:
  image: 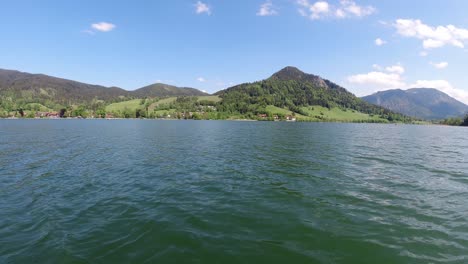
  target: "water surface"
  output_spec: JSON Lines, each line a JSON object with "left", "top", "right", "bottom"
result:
{"left": 0, "top": 120, "right": 467, "bottom": 263}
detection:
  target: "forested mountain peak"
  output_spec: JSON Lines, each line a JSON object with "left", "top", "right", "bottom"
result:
{"left": 214, "top": 67, "right": 409, "bottom": 122}
{"left": 269, "top": 66, "right": 328, "bottom": 88}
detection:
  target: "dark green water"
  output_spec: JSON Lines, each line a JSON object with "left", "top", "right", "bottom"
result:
{"left": 0, "top": 120, "right": 467, "bottom": 263}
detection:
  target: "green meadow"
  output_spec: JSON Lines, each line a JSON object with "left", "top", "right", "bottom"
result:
{"left": 105, "top": 99, "right": 142, "bottom": 112}
{"left": 299, "top": 106, "right": 388, "bottom": 122}
{"left": 264, "top": 105, "right": 389, "bottom": 122}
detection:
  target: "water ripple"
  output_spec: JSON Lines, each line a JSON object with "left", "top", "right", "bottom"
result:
{"left": 0, "top": 120, "right": 467, "bottom": 263}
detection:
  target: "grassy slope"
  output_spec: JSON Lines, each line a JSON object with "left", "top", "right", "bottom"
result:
{"left": 105, "top": 98, "right": 389, "bottom": 122}
{"left": 300, "top": 106, "right": 388, "bottom": 122}
{"left": 265, "top": 105, "right": 293, "bottom": 115}
{"left": 265, "top": 105, "right": 388, "bottom": 122}
{"left": 106, "top": 96, "right": 221, "bottom": 113}
{"left": 106, "top": 99, "right": 142, "bottom": 112}
{"left": 148, "top": 96, "right": 220, "bottom": 111}
{"left": 148, "top": 97, "right": 177, "bottom": 111}
{"left": 264, "top": 105, "right": 308, "bottom": 119}
{"left": 197, "top": 96, "right": 221, "bottom": 102}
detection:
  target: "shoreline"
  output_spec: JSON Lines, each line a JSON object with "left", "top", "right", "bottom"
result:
{"left": 0, "top": 117, "right": 434, "bottom": 125}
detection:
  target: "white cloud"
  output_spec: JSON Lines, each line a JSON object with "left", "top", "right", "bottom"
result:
{"left": 340, "top": 0, "right": 375, "bottom": 17}
{"left": 297, "top": 0, "right": 311, "bottom": 8}
{"left": 335, "top": 9, "right": 346, "bottom": 18}
{"left": 310, "top": 1, "right": 330, "bottom": 19}
{"left": 195, "top": 1, "right": 211, "bottom": 15}
{"left": 423, "top": 39, "right": 445, "bottom": 49}
{"left": 385, "top": 64, "right": 405, "bottom": 74}
{"left": 372, "top": 64, "right": 382, "bottom": 70}
{"left": 419, "top": 51, "right": 428, "bottom": 57}
{"left": 297, "top": 0, "right": 375, "bottom": 20}
{"left": 347, "top": 64, "right": 405, "bottom": 93}
{"left": 257, "top": 1, "right": 278, "bottom": 16}
{"left": 91, "top": 22, "right": 116, "bottom": 32}
{"left": 197, "top": 77, "right": 206, "bottom": 82}
{"left": 430, "top": 61, "right": 448, "bottom": 69}
{"left": 394, "top": 19, "right": 468, "bottom": 49}
{"left": 348, "top": 71, "right": 405, "bottom": 89}
{"left": 375, "top": 38, "right": 386, "bottom": 46}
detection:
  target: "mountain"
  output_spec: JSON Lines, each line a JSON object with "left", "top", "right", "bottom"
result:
{"left": 269, "top": 66, "right": 330, "bottom": 88}
{"left": 132, "top": 83, "right": 208, "bottom": 97}
{"left": 361, "top": 88, "right": 468, "bottom": 120}
{"left": 0, "top": 66, "right": 413, "bottom": 122}
{"left": 215, "top": 66, "right": 409, "bottom": 122}
{"left": 0, "top": 69, "right": 207, "bottom": 107}
{"left": 0, "top": 69, "right": 129, "bottom": 105}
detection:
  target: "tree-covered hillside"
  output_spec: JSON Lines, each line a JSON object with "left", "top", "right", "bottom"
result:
{"left": 215, "top": 67, "right": 411, "bottom": 122}
{"left": 0, "top": 69, "right": 207, "bottom": 114}
{"left": 132, "top": 83, "right": 208, "bottom": 98}
{"left": 1, "top": 66, "right": 414, "bottom": 123}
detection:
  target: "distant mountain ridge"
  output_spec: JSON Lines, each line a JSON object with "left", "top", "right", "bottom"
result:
{"left": 0, "top": 69, "right": 129, "bottom": 104}
{"left": 361, "top": 88, "right": 468, "bottom": 120}
{"left": 0, "top": 68, "right": 207, "bottom": 105}
{"left": 132, "top": 83, "right": 207, "bottom": 98}
{"left": 1, "top": 66, "right": 413, "bottom": 122}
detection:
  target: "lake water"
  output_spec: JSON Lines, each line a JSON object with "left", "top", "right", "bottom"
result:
{"left": 0, "top": 120, "right": 467, "bottom": 263}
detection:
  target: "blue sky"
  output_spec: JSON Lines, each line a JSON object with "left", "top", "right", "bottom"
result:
{"left": 1, "top": 0, "right": 468, "bottom": 103}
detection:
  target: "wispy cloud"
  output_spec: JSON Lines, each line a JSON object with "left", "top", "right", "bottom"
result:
{"left": 297, "top": 0, "right": 375, "bottom": 20}
{"left": 430, "top": 61, "right": 448, "bottom": 69}
{"left": 394, "top": 19, "right": 468, "bottom": 49}
{"left": 82, "top": 29, "right": 96, "bottom": 35}
{"left": 91, "top": 22, "right": 116, "bottom": 32}
{"left": 339, "top": 0, "right": 375, "bottom": 17}
{"left": 195, "top": 1, "right": 211, "bottom": 15}
{"left": 197, "top": 77, "right": 206, "bottom": 82}
{"left": 257, "top": 1, "right": 278, "bottom": 16}
{"left": 385, "top": 64, "right": 405, "bottom": 74}
{"left": 375, "top": 38, "right": 386, "bottom": 46}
